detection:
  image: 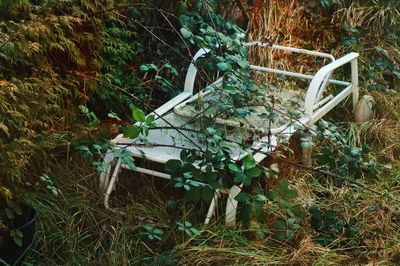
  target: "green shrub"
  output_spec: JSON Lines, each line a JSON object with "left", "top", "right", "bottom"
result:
{"left": 0, "top": 0, "right": 107, "bottom": 246}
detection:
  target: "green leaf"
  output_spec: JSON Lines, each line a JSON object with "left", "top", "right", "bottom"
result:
{"left": 206, "top": 173, "right": 221, "bottom": 189}
{"left": 132, "top": 107, "right": 145, "bottom": 122}
{"left": 178, "top": 1, "right": 188, "bottom": 14}
{"left": 255, "top": 194, "right": 267, "bottom": 202}
{"left": 76, "top": 145, "right": 91, "bottom": 156}
{"left": 108, "top": 112, "right": 121, "bottom": 121}
{"left": 13, "top": 236, "right": 22, "bottom": 247}
{"left": 285, "top": 189, "right": 298, "bottom": 200}
{"left": 290, "top": 204, "right": 307, "bottom": 219}
{"left": 140, "top": 64, "right": 157, "bottom": 72}
{"left": 234, "top": 192, "right": 250, "bottom": 202}
{"left": 288, "top": 222, "right": 300, "bottom": 231}
{"left": 278, "top": 199, "right": 292, "bottom": 209}
{"left": 164, "top": 63, "right": 179, "bottom": 76}
{"left": 190, "top": 227, "right": 200, "bottom": 235}
{"left": 185, "top": 228, "right": 192, "bottom": 236}
{"left": 245, "top": 167, "right": 262, "bottom": 177}
{"left": 272, "top": 219, "right": 287, "bottom": 230}
{"left": 252, "top": 202, "right": 265, "bottom": 220}
{"left": 153, "top": 228, "right": 164, "bottom": 235}
{"left": 165, "top": 159, "right": 182, "bottom": 172}
{"left": 184, "top": 221, "right": 192, "bottom": 227}
{"left": 145, "top": 115, "right": 155, "bottom": 125}
{"left": 276, "top": 180, "right": 290, "bottom": 195}
{"left": 180, "top": 27, "right": 192, "bottom": 38}
{"left": 10, "top": 229, "right": 23, "bottom": 245}
{"left": 240, "top": 203, "right": 252, "bottom": 223}
{"left": 201, "top": 186, "right": 215, "bottom": 202}
{"left": 121, "top": 152, "right": 136, "bottom": 171}
{"left": 123, "top": 125, "right": 141, "bottom": 138}
{"left": 393, "top": 70, "right": 400, "bottom": 79}
{"left": 79, "top": 105, "right": 89, "bottom": 114}
{"left": 228, "top": 163, "right": 241, "bottom": 173}
{"left": 243, "top": 155, "right": 256, "bottom": 170}
{"left": 143, "top": 224, "right": 153, "bottom": 231}
{"left": 5, "top": 208, "right": 15, "bottom": 219}
{"left": 276, "top": 180, "right": 298, "bottom": 200}
{"left": 255, "top": 230, "right": 266, "bottom": 240}
{"left": 237, "top": 60, "right": 249, "bottom": 69}
{"left": 216, "top": 62, "right": 231, "bottom": 72}
{"left": 167, "top": 199, "right": 177, "bottom": 210}
{"left": 234, "top": 173, "right": 245, "bottom": 183}
{"left": 51, "top": 188, "right": 59, "bottom": 196}
{"left": 242, "top": 175, "right": 252, "bottom": 186}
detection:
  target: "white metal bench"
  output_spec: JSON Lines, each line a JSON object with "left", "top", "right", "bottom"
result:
{"left": 99, "top": 42, "right": 361, "bottom": 226}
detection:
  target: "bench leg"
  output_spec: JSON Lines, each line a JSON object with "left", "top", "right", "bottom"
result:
{"left": 225, "top": 185, "right": 241, "bottom": 226}
{"left": 204, "top": 189, "right": 220, "bottom": 225}
{"left": 302, "top": 146, "right": 313, "bottom": 167}
{"left": 99, "top": 149, "right": 116, "bottom": 193}
{"left": 99, "top": 163, "right": 113, "bottom": 193}
{"left": 104, "top": 158, "right": 126, "bottom": 215}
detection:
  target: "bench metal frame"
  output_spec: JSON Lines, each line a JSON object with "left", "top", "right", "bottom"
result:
{"left": 99, "top": 42, "right": 359, "bottom": 226}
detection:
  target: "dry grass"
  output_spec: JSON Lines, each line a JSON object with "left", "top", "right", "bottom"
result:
{"left": 245, "top": 0, "right": 338, "bottom": 72}
{"left": 334, "top": 2, "right": 400, "bottom": 36}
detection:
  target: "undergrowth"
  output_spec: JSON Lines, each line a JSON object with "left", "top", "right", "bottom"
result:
{"left": 25, "top": 117, "right": 400, "bottom": 265}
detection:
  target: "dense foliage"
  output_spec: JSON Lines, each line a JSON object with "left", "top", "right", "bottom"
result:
{"left": 0, "top": 0, "right": 107, "bottom": 247}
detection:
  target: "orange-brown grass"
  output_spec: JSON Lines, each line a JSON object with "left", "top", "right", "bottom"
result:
{"left": 246, "top": 0, "right": 338, "bottom": 72}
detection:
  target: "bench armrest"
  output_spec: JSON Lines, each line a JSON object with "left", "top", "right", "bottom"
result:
{"left": 304, "top": 52, "right": 359, "bottom": 116}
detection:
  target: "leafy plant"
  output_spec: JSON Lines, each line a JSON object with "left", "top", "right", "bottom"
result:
{"left": 39, "top": 175, "right": 59, "bottom": 197}
{"left": 4, "top": 200, "right": 22, "bottom": 221}
{"left": 139, "top": 63, "right": 180, "bottom": 98}
{"left": 10, "top": 229, "right": 23, "bottom": 247}
{"left": 174, "top": 172, "right": 202, "bottom": 191}
{"left": 312, "top": 120, "right": 381, "bottom": 181}
{"left": 236, "top": 180, "right": 306, "bottom": 241}
{"left": 228, "top": 155, "right": 263, "bottom": 187}
{"left": 89, "top": 15, "right": 143, "bottom": 119}
{"left": 0, "top": 200, "right": 24, "bottom": 247}
{"left": 123, "top": 107, "right": 156, "bottom": 139}
{"left": 140, "top": 224, "right": 164, "bottom": 241}
{"left": 176, "top": 221, "right": 200, "bottom": 237}
{"left": 310, "top": 205, "right": 360, "bottom": 246}
{"left": 79, "top": 105, "right": 100, "bottom": 127}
